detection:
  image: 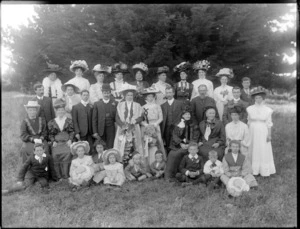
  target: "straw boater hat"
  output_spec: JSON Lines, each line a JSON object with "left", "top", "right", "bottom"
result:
{"left": 141, "top": 86, "right": 160, "bottom": 96}
{"left": 193, "top": 60, "right": 210, "bottom": 71}
{"left": 53, "top": 98, "right": 66, "bottom": 109}
{"left": 42, "top": 62, "right": 63, "bottom": 75}
{"left": 70, "top": 141, "right": 90, "bottom": 155}
{"left": 61, "top": 83, "right": 80, "bottom": 93}
{"left": 173, "top": 62, "right": 191, "bottom": 73}
{"left": 69, "top": 60, "right": 89, "bottom": 73}
{"left": 24, "top": 100, "right": 40, "bottom": 111}
{"left": 118, "top": 84, "right": 137, "bottom": 95}
{"left": 132, "top": 62, "right": 148, "bottom": 75}
{"left": 157, "top": 66, "right": 169, "bottom": 75}
{"left": 250, "top": 86, "right": 267, "bottom": 97}
{"left": 102, "top": 83, "right": 112, "bottom": 92}
{"left": 111, "top": 62, "right": 129, "bottom": 74}
{"left": 227, "top": 177, "right": 250, "bottom": 197}
{"left": 216, "top": 68, "right": 234, "bottom": 79}
{"left": 92, "top": 64, "right": 112, "bottom": 74}
{"left": 103, "top": 149, "right": 121, "bottom": 165}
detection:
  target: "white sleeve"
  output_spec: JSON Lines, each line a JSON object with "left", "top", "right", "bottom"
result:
{"left": 266, "top": 108, "right": 273, "bottom": 128}
{"left": 203, "top": 161, "right": 211, "bottom": 174}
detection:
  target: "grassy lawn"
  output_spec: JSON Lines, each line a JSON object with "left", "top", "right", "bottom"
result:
{"left": 1, "top": 91, "right": 297, "bottom": 227}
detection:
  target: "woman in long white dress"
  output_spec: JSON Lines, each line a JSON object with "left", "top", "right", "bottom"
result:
{"left": 65, "top": 60, "right": 90, "bottom": 92}
{"left": 247, "top": 86, "right": 275, "bottom": 177}
{"left": 89, "top": 64, "right": 111, "bottom": 104}
{"left": 213, "top": 68, "right": 234, "bottom": 121}
{"left": 191, "top": 60, "right": 214, "bottom": 99}
{"left": 225, "top": 104, "right": 250, "bottom": 156}
{"left": 140, "top": 87, "right": 167, "bottom": 166}
{"left": 152, "top": 66, "right": 171, "bottom": 105}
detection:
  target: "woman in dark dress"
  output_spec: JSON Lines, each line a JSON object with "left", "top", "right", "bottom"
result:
{"left": 48, "top": 99, "right": 75, "bottom": 180}
{"left": 164, "top": 108, "right": 200, "bottom": 181}
{"left": 198, "top": 106, "right": 226, "bottom": 162}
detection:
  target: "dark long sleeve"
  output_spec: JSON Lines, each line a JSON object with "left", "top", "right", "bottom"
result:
{"left": 41, "top": 118, "right": 48, "bottom": 140}
{"left": 216, "top": 122, "right": 226, "bottom": 146}
{"left": 50, "top": 100, "right": 56, "bottom": 120}
{"left": 179, "top": 156, "right": 188, "bottom": 174}
{"left": 92, "top": 104, "right": 98, "bottom": 134}
{"left": 48, "top": 156, "right": 58, "bottom": 181}
{"left": 222, "top": 104, "right": 229, "bottom": 126}
{"left": 71, "top": 106, "right": 80, "bottom": 134}
{"left": 20, "top": 120, "right": 32, "bottom": 143}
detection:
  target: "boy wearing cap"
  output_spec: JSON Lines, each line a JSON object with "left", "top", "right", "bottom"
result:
{"left": 92, "top": 84, "right": 118, "bottom": 149}
{"left": 33, "top": 82, "right": 55, "bottom": 124}
{"left": 240, "top": 77, "right": 253, "bottom": 105}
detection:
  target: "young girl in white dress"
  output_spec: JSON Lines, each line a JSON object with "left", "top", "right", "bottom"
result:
{"left": 213, "top": 68, "right": 234, "bottom": 121}
{"left": 247, "top": 86, "right": 275, "bottom": 177}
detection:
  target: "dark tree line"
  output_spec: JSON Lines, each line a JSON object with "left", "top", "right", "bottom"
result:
{"left": 2, "top": 4, "right": 296, "bottom": 92}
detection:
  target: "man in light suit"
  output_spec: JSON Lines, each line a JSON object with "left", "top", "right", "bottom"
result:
{"left": 161, "top": 86, "right": 185, "bottom": 153}
{"left": 72, "top": 90, "right": 93, "bottom": 153}
{"left": 92, "top": 84, "right": 118, "bottom": 149}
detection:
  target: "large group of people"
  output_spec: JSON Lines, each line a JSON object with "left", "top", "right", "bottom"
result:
{"left": 3, "top": 59, "right": 276, "bottom": 197}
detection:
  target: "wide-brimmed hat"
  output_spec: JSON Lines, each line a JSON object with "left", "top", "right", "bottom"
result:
{"left": 132, "top": 62, "right": 148, "bottom": 75}
{"left": 111, "top": 62, "right": 129, "bottom": 74}
{"left": 157, "top": 66, "right": 169, "bottom": 74}
{"left": 250, "top": 86, "right": 267, "bottom": 97}
{"left": 118, "top": 84, "right": 137, "bottom": 95}
{"left": 42, "top": 62, "right": 63, "bottom": 75}
{"left": 102, "top": 83, "right": 112, "bottom": 92}
{"left": 92, "top": 64, "right": 111, "bottom": 74}
{"left": 53, "top": 98, "right": 66, "bottom": 109}
{"left": 227, "top": 177, "right": 250, "bottom": 197}
{"left": 173, "top": 62, "right": 191, "bottom": 73}
{"left": 61, "top": 83, "right": 80, "bottom": 93}
{"left": 193, "top": 60, "right": 210, "bottom": 71}
{"left": 69, "top": 60, "right": 89, "bottom": 73}
{"left": 24, "top": 100, "right": 41, "bottom": 110}
{"left": 216, "top": 68, "right": 234, "bottom": 78}
{"left": 181, "top": 105, "right": 192, "bottom": 116}
{"left": 103, "top": 149, "right": 122, "bottom": 165}
{"left": 141, "top": 86, "right": 160, "bottom": 96}
{"left": 70, "top": 141, "right": 90, "bottom": 155}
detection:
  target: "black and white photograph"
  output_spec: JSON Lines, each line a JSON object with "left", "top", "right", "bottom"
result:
{"left": 1, "top": 2, "right": 297, "bottom": 227}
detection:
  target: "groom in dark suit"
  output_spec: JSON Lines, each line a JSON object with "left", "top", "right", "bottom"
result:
{"left": 161, "top": 86, "right": 185, "bottom": 153}
{"left": 33, "top": 82, "right": 55, "bottom": 125}
{"left": 92, "top": 84, "right": 118, "bottom": 149}
{"left": 240, "top": 77, "right": 253, "bottom": 105}
{"left": 72, "top": 90, "right": 93, "bottom": 153}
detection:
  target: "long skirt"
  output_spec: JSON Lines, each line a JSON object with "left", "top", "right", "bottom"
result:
{"left": 165, "top": 148, "right": 189, "bottom": 179}
{"left": 52, "top": 142, "right": 72, "bottom": 179}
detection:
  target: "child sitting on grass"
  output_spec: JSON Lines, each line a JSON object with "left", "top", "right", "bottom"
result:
{"left": 69, "top": 141, "right": 95, "bottom": 191}
{"left": 2, "top": 142, "right": 57, "bottom": 195}
{"left": 149, "top": 150, "right": 166, "bottom": 179}
{"left": 125, "top": 151, "right": 152, "bottom": 181}
{"left": 203, "top": 150, "right": 224, "bottom": 190}
{"left": 93, "top": 149, "right": 126, "bottom": 187}
{"left": 220, "top": 140, "right": 258, "bottom": 189}
{"left": 175, "top": 142, "right": 207, "bottom": 187}
{"left": 91, "top": 139, "right": 106, "bottom": 185}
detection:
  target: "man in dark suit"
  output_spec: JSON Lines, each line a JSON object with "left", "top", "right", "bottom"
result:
{"left": 92, "top": 84, "right": 117, "bottom": 149}
{"left": 72, "top": 90, "right": 93, "bottom": 153}
{"left": 33, "top": 82, "right": 55, "bottom": 125}
{"left": 161, "top": 86, "right": 185, "bottom": 153}
{"left": 223, "top": 86, "right": 249, "bottom": 126}
{"left": 240, "top": 77, "right": 253, "bottom": 105}
{"left": 191, "top": 84, "right": 219, "bottom": 126}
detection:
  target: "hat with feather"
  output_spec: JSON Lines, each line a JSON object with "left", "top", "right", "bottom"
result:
{"left": 193, "top": 60, "right": 210, "bottom": 71}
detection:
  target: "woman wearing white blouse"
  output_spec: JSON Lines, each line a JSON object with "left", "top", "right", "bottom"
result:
{"left": 213, "top": 68, "right": 234, "bottom": 121}
{"left": 65, "top": 60, "right": 90, "bottom": 92}
{"left": 152, "top": 66, "right": 171, "bottom": 105}
{"left": 247, "top": 86, "right": 275, "bottom": 177}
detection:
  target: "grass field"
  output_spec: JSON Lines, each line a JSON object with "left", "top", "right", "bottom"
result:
{"left": 1, "top": 91, "right": 297, "bottom": 227}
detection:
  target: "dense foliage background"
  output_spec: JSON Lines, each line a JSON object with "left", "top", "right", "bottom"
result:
{"left": 2, "top": 4, "right": 296, "bottom": 92}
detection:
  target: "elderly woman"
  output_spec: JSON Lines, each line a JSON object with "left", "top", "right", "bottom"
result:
{"left": 213, "top": 68, "right": 234, "bottom": 121}
{"left": 42, "top": 62, "right": 64, "bottom": 103}
{"left": 130, "top": 62, "right": 150, "bottom": 106}
{"left": 247, "top": 86, "right": 275, "bottom": 177}
{"left": 48, "top": 99, "right": 75, "bottom": 180}
{"left": 164, "top": 108, "right": 200, "bottom": 181}
{"left": 141, "top": 87, "right": 166, "bottom": 166}
{"left": 65, "top": 60, "right": 90, "bottom": 92}
{"left": 152, "top": 66, "right": 171, "bottom": 105}
{"left": 173, "top": 62, "right": 193, "bottom": 105}
{"left": 198, "top": 106, "right": 226, "bottom": 162}
{"left": 191, "top": 60, "right": 214, "bottom": 99}
{"left": 110, "top": 62, "right": 130, "bottom": 103}
{"left": 113, "top": 84, "right": 144, "bottom": 160}
{"left": 61, "top": 83, "right": 81, "bottom": 119}
{"left": 20, "top": 100, "right": 49, "bottom": 163}
{"left": 89, "top": 64, "right": 111, "bottom": 104}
